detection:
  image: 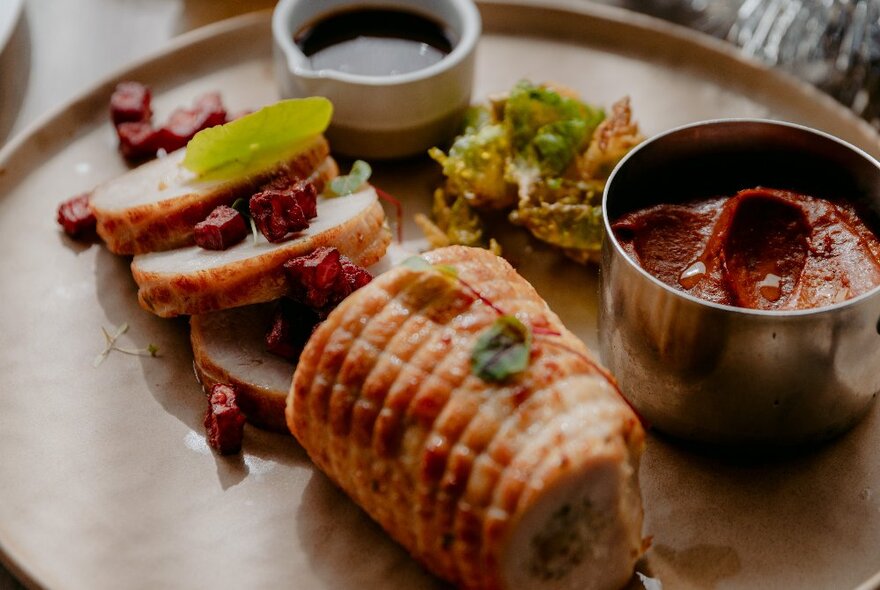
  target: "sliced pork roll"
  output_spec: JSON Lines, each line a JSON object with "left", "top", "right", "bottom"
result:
{"left": 132, "top": 186, "right": 390, "bottom": 318}
{"left": 191, "top": 303, "right": 294, "bottom": 432}
{"left": 90, "top": 135, "right": 330, "bottom": 254}
{"left": 289, "top": 246, "right": 645, "bottom": 590}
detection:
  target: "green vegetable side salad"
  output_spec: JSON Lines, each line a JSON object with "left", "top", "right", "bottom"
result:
{"left": 419, "top": 81, "right": 642, "bottom": 263}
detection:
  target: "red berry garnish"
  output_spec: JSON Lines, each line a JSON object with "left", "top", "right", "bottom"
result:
{"left": 341, "top": 257, "right": 373, "bottom": 291}
{"left": 204, "top": 383, "right": 246, "bottom": 455}
{"left": 265, "top": 299, "right": 319, "bottom": 360}
{"left": 249, "top": 181, "right": 317, "bottom": 243}
{"left": 110, "top": 81, "right": 152, "bottom": 125}
{"left": 57, "top": 193, "right": 97, "bottom": 239}
{"left": 113, "top": 88, "right": 230, "bottom": 161}
{"left": 283, "top": 247, "right": 372, "bottom": 315}
{"left": 157, "top": 92, "right": 227, "bottom": 153}
{"left": 116, "top": 121, "right": 161, "bottom": 162}
{"left": 194, "top": 205, "right": 248, "bottom": 250}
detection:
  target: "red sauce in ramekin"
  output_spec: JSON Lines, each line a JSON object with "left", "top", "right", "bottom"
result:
{"left": 612, "top": 187, "right": 880, "bottom": 310}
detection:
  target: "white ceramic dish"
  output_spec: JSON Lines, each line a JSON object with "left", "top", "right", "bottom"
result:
{"left": 272, "top": 0, "right": 481, "bottom": 159}
{"left": 0, "top": 3, "right": 879, "bottom": 589}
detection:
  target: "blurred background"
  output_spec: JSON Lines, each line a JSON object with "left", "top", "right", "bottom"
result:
{"left": 0, "top": 0, "right": 878, "bottom": 147}
{"left": 613, "top": 0, "right": 880, "bottom": 130}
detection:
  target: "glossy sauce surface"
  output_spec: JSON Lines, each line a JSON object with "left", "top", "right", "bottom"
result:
{"left": 295, "top": 8, "right": 454, "bottom": 77}
{"left": 612, "top": 187, "right": 880, "bottom": 310}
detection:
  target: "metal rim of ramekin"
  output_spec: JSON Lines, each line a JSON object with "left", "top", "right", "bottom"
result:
{"left": 601, "top": 118, "right": 880, "bottom": 318}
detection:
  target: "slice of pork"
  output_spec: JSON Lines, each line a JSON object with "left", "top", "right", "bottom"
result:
{"left": 191, "top": 303, "right": 294, "bottom": 432}
{"left": 91, "top": 135, "right": 330, "bottom": 254}
{"left": 187, "top": 244, "right": 413, "bottom": 431}
{"left": 132, "top": 186, "right": 391, "bottom": 317}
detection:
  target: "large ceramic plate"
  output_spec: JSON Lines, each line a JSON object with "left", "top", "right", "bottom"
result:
{"left": 1, "top": 3, "right": 879, "bottom": 589}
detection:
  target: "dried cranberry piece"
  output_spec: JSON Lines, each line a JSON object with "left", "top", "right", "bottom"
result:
{"left": 341, "top": 257, "right": 373, "bottom": 291}
{"left": 261, "top": 172, "right": 299, "bottom": 191}
{"left": 284, "top": 247, "right": 344, "bottom": 309}
{"left": 258, "top": 178, "right": 318, "bottom": 218}
{"left": 110, "top": 81, "right": 152, "bottom": 125}
{"left": 57, "top": 193, "right": 97, "bottom": 239}
{"left": 157, "top": 92, "right": 228, "bottom": 153}
{"left": 152, "top": 129, "right": 188, "bottom": 155}
{"left": 249, "top": 181, "right": 317, "bottom": 243}
{"left": 249, "top": 190, "right": 304, "bottom": 242}
{"left": 204, "top": 383, "right": 246, "bottom": 455}
{"left": 194, "top": 205, "right": 248, "bottom": 250}
{"left": 283, "top": 247, "right": 372, "bottom": 314}
{"left": 294, "top": 181, "right": 318, "bottom": 219}
{"left": 265, "top": 299, "right": 319, "bottom": 360}
{"left": 274, "top": 249, "right": 372, "bottom": 357}
{"left": 112, "top": 87, "right": 230, "bottom": 160}
{"left": 197, "top": 92, "right": 227, "bottom": 121}
{"left": 117, "top": 121, "right": 162, "bottom": 161}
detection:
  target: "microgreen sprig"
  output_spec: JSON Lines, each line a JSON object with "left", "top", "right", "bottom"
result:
{"left": 403, "top": 256, "right": 527, "bottom": 380}
{"left": 94, "top": 323, "right": 160, "bottom": 367}
{"left": 231, "top": 197, "right": 259, "bottom": 245}
{"left": 400, "top": 256, "right": 635, "bottom": 399}
{"left": 326, "top": 160, "right": 372, "bottom": 197}
{"left": 471, "top": 315, "right": 532, "bottom": 381}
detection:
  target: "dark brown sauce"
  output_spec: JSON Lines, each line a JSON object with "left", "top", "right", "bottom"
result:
{"left": 295, "top": 8, "right": 455, "bottom": 77}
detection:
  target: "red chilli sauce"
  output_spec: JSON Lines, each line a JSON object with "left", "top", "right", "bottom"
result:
{"left": 612, "top": 187, "right": 880, "bottom": 310}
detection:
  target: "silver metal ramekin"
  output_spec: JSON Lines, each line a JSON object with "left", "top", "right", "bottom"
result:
{"left": 599, "top": 119, "right": 880, "bottom": 445}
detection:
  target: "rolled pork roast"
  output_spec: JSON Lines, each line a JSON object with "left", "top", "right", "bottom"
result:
{"left": 289, "top": 246, "right": 645, "bottom": 590}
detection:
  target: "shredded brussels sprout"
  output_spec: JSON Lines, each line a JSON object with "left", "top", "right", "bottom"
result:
{"left": 424, "top": 81, "right": 642, "bottom": 263}
{"left": 429, "top": 122, "right": 514, "bottom": 210}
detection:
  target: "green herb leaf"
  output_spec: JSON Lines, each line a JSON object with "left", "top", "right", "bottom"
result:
{"left": 327, "top": 160, "right": 372, "bottom": 197}
{"left": 400, "top": 256, "right": 459, "bottom": 279}
{"left": 401, "top": 255, "right": 432, "bottom": 271}
{"left": 471, "top": 316, "right": 532, "bottom": 382}
{"left": 433, "top": 264, "right": 459, "bottom": 279}
{"left": 181, "top": 97, "right": 333, "bottom": 180}
{"left": 230, "top": 198, "right": 248, "bottom": 215}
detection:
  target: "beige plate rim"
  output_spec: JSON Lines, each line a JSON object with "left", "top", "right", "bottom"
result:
{"left": 1, "top": 2, "right": 879, "bottom": 589}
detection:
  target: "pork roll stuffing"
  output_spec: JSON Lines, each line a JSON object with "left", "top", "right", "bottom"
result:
{"left": 288, "top": 246, "right": 645, "bottom": 590}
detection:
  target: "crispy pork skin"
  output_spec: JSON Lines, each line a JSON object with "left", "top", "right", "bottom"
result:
{"left": 289, "top": 246, "right": 645, "bottom": 590}
{"left": 132, "top": 186, "right": 390, "bottom": 318}
{"left": 90, "top": 135, "right": 330, "bottom": 254}
{"left": 191, "top": 303, "right": 294, "bottom": 432}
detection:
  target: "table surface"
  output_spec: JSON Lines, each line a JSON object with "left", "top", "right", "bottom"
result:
{"left": 0, "top": 2, "right": 275, "bottom": 586}
{"left": 0, "top": 0, "right": 277, "bottom": 146}
{"left": 0, "top": 1, "right": 871, "bottom": 589}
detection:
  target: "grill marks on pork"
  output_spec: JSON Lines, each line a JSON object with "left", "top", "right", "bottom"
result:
{"left": 90, "top": 136, "right": 331, "bottom": 254}
{"left": 289, "top": 246, "right": 644, "bottom": 590}
{"left": 334, "top": 271, "right": 477, "bottom": 551}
